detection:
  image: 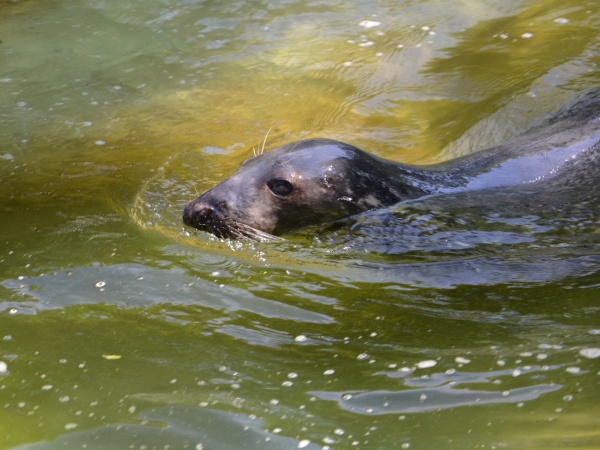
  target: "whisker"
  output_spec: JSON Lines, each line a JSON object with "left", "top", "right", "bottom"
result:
{"left": 229, "top": 221, "right": 283, "bottom": 242}
{"left": 260, "top": 127, "right": 273, "bottom": 155}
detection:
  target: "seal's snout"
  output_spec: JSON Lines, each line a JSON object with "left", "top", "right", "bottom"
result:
{"left": 182, "top": 197, "right": 228, "bottom": 229}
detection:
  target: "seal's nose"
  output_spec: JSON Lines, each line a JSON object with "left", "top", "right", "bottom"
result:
{"left": 182, "top": 197, "right": 226, "bottom": 228}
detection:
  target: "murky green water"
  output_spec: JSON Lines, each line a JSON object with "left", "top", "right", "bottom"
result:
{"left": 1, "top": 0, "right": 599, "bottom": 449}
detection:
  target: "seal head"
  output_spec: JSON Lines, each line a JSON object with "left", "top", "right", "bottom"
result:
{"left": 182, "top": 139, "right": 427, "bottom": 239}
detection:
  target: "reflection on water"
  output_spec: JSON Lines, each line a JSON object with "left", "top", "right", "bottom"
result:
{"left": 1, "top": 0, "right": 599, "bottom": 449}
{"left": 13, "top": 407, "right": 323, "bottom": 450}
{"left": 312, "top": 380, "right": 562, "bottom": 415}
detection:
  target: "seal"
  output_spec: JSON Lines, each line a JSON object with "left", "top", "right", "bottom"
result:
{"left": 183, "top": 91, "right": 600, "bottom": 240}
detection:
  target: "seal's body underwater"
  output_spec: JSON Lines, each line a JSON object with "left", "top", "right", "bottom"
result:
{"left": 183, "top": 92, "right": 600, "bottom": 240}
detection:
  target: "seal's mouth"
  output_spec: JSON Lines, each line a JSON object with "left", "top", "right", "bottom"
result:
{"left": 182, "top": 201, "right": 281, "bottom": 242}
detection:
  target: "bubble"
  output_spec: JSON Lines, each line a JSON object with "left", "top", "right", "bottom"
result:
{"left": 358, "top": 20, "right": 381, "bottom": 29}
{"left": 416, "top": 360, "right": 436, "bottom": 369}
{"left": 579, "top": 348, "right": 600, "bottom": 359}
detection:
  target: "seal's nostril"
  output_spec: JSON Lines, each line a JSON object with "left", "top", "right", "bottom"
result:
{"left": 192, "top": 199, "right": 226, "bottom": 214}
{"left": 197, "top": 205, "right": 214, "bottom": 219}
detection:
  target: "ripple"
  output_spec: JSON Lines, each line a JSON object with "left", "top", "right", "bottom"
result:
{"left": 311, "top": 382, "right": 562, "bottom": 415}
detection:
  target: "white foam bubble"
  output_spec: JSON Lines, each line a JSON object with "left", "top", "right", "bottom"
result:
{"left": 416, "top": 360, "right": 436, "bottom": 369}
{"left": 358, "top": 20, "right": 381, "bottom": 29}
{"left": 579, "top": 348, "right": 600, "bottom": 359}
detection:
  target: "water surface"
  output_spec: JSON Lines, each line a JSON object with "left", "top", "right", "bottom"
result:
{"left": 1, "top": 0, "right": 599, "bottom": 449}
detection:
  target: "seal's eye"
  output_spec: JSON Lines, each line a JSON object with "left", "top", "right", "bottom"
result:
{"left": 268, "top": 179, "right": 294, "bottom": 196}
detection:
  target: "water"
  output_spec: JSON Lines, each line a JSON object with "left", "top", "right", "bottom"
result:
{"left": 1, "top": 0, "right": 599, "bottom": 449}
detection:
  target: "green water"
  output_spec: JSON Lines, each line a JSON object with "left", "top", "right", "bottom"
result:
{"left": 1, "top": 0, "right": 599, "bottom": 449}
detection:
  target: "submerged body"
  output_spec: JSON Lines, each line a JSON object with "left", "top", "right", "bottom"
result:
{"left": 183, "top": 91, "right": 600, "bottom": 239}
